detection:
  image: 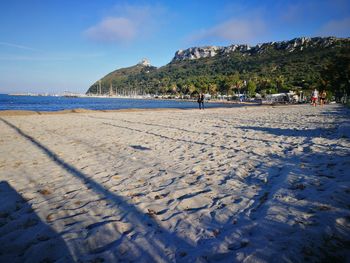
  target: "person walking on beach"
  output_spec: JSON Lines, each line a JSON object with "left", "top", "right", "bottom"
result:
{"left": 311, "top": 89, "right": 319, "bottom": 107}
{"left": 197, "top": 93, "right": 204, "bottom": 110}
{"left": 320, "top": 90, "right": 327, "bottom": 107}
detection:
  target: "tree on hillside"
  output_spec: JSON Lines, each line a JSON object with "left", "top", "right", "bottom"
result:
{"left": 276, "top": 75, "right": 287, "bottom": 92}
{"left": 218, "top": 76, "right": 230, "bottom": 95}
{"left": 208, "top": 83, "right": 218, "bottom": 96}
{"left": 187, "top": 83, "right": 197, "bottom": 96}
{"left": 247, "top": 81, "right": 257, "bottom": 97}
{"left": 321, "top": 49, "right": 350, "bottom": 103}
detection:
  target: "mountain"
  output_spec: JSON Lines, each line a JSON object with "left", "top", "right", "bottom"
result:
{"left": 86, "top": 37, "right": 350, "bottom": 99}
{"left": 172, "top": 37, "right": 341, "bottom": 61}
{"left": 88, "top": 59, "right": 157, "bottom": 95}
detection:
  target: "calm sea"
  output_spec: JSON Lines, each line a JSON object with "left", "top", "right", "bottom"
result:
{"left": 0, "top": 94, "right": 246, "bottom": 112}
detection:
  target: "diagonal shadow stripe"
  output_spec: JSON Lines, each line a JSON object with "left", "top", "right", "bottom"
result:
{"left": 0, "top": 117, "right": 195, "bottom": 262}
{"left": 0, "top": 181, "right": 75, "bottom": 262}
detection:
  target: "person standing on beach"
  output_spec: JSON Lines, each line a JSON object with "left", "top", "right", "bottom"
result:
{"left": 320, "top": 90, "right": 327, "bottom": 106}
{"left": 311, "top": 89, "right": 319, "bottom": 107}
{"left": 197, "top": 93, "right": 204, "bottom": 110}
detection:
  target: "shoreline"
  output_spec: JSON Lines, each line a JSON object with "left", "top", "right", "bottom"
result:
{"left": 0, "top": 99, "right": 310, "bottom": 117}
{"left": 0, "top": 108, "right": 189, "bottom": 116}
{"left": 2, "top": 93, "right": 309, "bottom": 115}
{"left": 0, "top": 102, "right": 299, "bottom": 116}
{"left": 0, "top": 103, "right": 264, "bottom": 116}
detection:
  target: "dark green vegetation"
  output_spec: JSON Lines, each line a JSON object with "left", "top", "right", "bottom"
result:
{"left": 87, "top": 37, "right": 350, "bottom": 101}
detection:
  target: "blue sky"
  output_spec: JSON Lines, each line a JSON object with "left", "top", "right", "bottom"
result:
{"left": 0, "top": 0, "right": 349, "bottom": 94}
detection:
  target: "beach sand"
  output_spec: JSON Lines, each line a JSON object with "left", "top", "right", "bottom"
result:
{"left": 0, "top": 104, "right": 349, "bottom": 262}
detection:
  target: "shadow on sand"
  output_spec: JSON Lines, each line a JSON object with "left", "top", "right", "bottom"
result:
{"left": 0, "top": 117, "right": 195, "bottom": 262}
{"left": 0, "top": 181, "right": 74, "bottom": 263}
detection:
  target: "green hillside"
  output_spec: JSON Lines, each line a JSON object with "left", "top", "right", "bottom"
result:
{"left": 87, "top": 37, "right": 350, "bottom": 101}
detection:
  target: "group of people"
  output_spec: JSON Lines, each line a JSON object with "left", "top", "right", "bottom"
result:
{"left": 311, "top": 89, "right": 327, "bottom": 107}
{"left": 197, "top": 90, "right": 327, "bottom": 109}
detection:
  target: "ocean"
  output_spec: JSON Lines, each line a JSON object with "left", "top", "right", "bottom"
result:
{"left": 0, "top": 94, "right": 246, "bottom": 112}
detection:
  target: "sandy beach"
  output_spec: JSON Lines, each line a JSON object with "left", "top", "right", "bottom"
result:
{"left": 0, "top": 104, "right": 349, "bottom": 262}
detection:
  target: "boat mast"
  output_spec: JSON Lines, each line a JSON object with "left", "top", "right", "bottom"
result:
{"left": 109, "top": 82, "right": 113, "bottom": 96}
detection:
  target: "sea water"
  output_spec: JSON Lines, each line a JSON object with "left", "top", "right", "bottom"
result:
{"left": 0, "top": 94, "right": 246, "bottom": 111}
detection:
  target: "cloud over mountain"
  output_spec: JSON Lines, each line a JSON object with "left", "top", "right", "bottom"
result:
{"left": 319, "top": 17, "right": 350, "bottom": 37}
{"left": 188, "top": 18, "right": 266, "bottom": 44}
{"left": 85, "top": 17, "right": 136, "bottom": 43}
{"left": 84, "top": 4, "right": 164, "bottom": 44}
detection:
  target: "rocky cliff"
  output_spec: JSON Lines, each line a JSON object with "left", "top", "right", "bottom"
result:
{"left": 172, "top": 37, "right": 348, "bottom": 62}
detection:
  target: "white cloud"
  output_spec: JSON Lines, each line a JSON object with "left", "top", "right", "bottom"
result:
{"left": 0, "top": 55, "right": 68, "bottom": 61}
{"left": 0, "top": 42, "right": 41, "bottom": 52}
{"left": 84, "top": 17, "right": 136, "bottom": 43}
{"left": 0, "top": 53, "right": 104, "bottom": 61}
{"left": 319, "top": 17, "right": 350, "bottom": 37}
{"left": 189, "top": 18, "right": 267, "bottom": 45}
{"left": 84, "top": 5, "right": 164, "bottom": 44}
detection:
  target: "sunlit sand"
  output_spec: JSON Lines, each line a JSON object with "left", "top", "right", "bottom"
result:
{"left": 0, "top": 104, "right": 349, "bottom": 262}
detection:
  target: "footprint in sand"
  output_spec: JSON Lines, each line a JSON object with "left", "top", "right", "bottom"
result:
{"left": 227, "top": 239, "right": 249, "bottom": 250}
{"left": 177, "top": 190, "right": 212, "bottom": 211}
{"left": 85, "top": 221, "right": 133, "bottom": 254}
